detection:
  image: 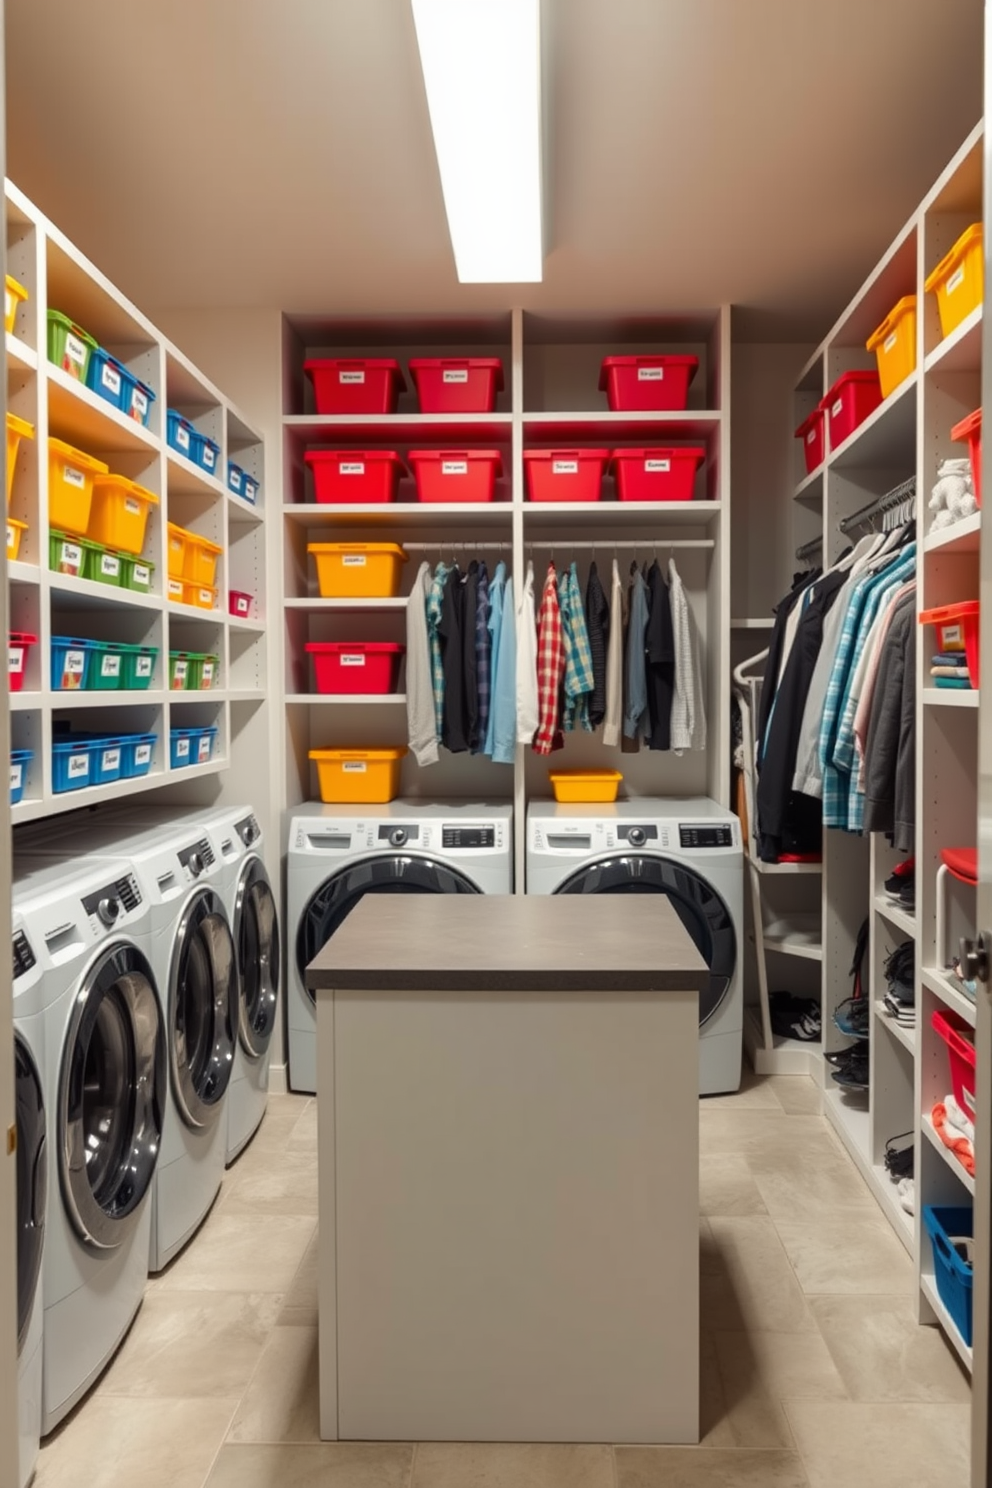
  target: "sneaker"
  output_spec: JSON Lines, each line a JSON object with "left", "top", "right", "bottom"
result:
{"left": 833, "top": 996, "right": 870, "bottom": 1039}
{"left": 831, "top": 1047, "right": 870, "bottom": 1089}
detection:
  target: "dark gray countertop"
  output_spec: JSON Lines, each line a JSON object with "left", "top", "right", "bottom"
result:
{"left": 305, "top": 894, "right": 708, "bottom": 993}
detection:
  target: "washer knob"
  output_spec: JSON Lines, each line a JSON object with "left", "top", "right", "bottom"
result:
{"left": 188, "top": 852, "right": 205, "bottom": 877}
{"left": 97, "top": 897, "right": 120, "bottom": 926}
{"left": 627, "top": 827, "right": 646, "bottom": 847}
{"left": 390, "top": 827, "right": 408, "bottom": 847}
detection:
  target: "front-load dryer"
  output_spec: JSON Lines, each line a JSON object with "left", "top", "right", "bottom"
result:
{"left": 12, "top": 853, "right": 165, "bottom": 1433}
{"left": 526, "top": 798, "right": 744, "bottom": 1095}
{"left": 287, "top": 802, "right": 513, "bottom": 1094}
{"left": 13, "top": 910, "right": 46, "bottom": 1487}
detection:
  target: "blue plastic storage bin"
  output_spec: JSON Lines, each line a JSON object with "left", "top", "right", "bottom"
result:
{"left": 242, "top": 472, "right": 259, "bottom": 505}
{"left": 227, "top": 461, "right": 245, "bottom": 496}
{"left": 170, "top": 725, "right": 218, "bottom": 769}
{"left": 120, "top": 732, "right": 157, "bottom": 779}
{"left": 923, "top": 1205, "right": 974, "bottom": 1345}
{"left": 119, "top": 367, "right": 156, "bottom": 427}
{"left": 86, "top": 347, "right": 127, "bottom": 410}
{"left": 53, "top": 738, "right": 95, "bottom": 793}
{"left": 10, "top": 749, "right": 32, "bottom": 804}
{"left": 50, "top": 635, "right": 94, "bottom": 691}
{"left": 87, "top": 734, "right": 124, "bottom": 786}
{"left": 192, "top": 431, "right": 220, "bottom": 479}
{"left": 166, "top": 409, "right": 196, "bottom": 462}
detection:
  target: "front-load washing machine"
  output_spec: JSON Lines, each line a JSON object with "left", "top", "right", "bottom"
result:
{"left": 287, "top": 802, "right": 513, "bottom": 1094}
{"left": 13, "top": 910, "right": 46, "bottom": 1487}
{"left": 526, "top": 799, "right": 744, "bottom": 1095}
{"left": 13, "top": 853, "right": 165, "bottom": 1433}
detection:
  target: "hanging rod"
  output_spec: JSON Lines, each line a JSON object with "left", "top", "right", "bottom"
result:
{"left": 402, "top": 540, "right": 512, "bottom": 551}
{"left": 838, "top": 475, "right": 917, "bottom": 534}
{"left": 796, "top": 534, "right": 823, "bottom": 562}
{"left": 524, "top": 539, "right": 714, "bottom": 551}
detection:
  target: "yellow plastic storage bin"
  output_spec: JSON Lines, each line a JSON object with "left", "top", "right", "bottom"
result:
{"left": 308, "top": 541, "right": 407, "bottom": 598}
{"left": 183, "top": 532, "right": 223, "bottom": 587}
{"left": 184, "top": 581, "right": 218, "bottom": 611}
{"left": 167, "top": 523, "right": 188, "bottom": 579}
{"left": 310, "top": 746, "right": 407, "bottom": 804}
{"left": 6, "top": 412, "right": 34, "bottom": 508}
{"left": 7, "top": 517, "right": 26, "bottom": 561}
{"left": 866, "top": 296, "right": 917, "bottom": 399}
{"left": 47, "top": 438, "right": 108, "bottom": 536}
{"left": 4, "top": 275, "right": 27, "bottom": 335}
{"left": 925, "top": 223, "right": 984, "bottom": 340}
{"left": 87, "top": 475, "right": 158, "bottom": 555}
{"left": 549, "top": 769, "right": 623, "bottom": 803}
{"left": 166, "top": 576, "right": 185, "bottom": 604}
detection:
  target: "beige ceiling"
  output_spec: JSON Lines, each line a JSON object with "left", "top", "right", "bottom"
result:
{"left": 5, "top": 0, "right": 984, "bottom": 340}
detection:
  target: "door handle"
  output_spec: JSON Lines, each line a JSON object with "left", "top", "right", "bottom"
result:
{"left": 959, "top": 932, "right": 992, "bottom": 986}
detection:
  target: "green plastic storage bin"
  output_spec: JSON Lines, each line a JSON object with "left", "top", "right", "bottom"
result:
{"left": 119, "top": 553, "right": 155, "bottom": 594}
{"left": 87, "top": 640, "right": 123, "bottom": 691}
{"left": 47, "top": 310, "right": 98, "bottom": 383}
{"left": 118, "top": 643, "right": 158, "bottom": 690}
{"left": 49, "top": 529, "right": 86, "bottom": 577}
{"left": 82, "top": 541, "right": 123, "bottom": 588}
{"left": 187, "top": 653, "right": 219, "bottom": 690}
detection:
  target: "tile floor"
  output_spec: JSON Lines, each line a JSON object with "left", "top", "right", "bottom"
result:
{"left": 34, "top": 1070, "right": 972, "bottom": 1488}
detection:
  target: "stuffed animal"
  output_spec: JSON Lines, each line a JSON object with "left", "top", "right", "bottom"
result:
{"left": 929, "top": 457, "right": 976, "bottom": 530}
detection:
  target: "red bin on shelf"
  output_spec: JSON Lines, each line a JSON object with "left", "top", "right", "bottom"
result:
{"left": 524, "top": 449, "right": 609, "bottom": 503}
{"left": 229, "top": 590, "right": 253, "bottom": 619}
{"left": 613, "top": 447, "right": 705, "bottom": 502}
{"left": 8, "top": 631, "right": 36, "bottom": 692}
{"left": 408, "top": 357, "right": 504, "bottom": 414}
{"left": 599, "top": 355, "right": 699, "bottom": 412}
{"left": 795, "top": 407, "right": 825, "bottom": 475}
{"left": 305, "top": 449, "right": 406, "bottom": 504}
{"left": 919, "top": 600, "right": 980, "bottom": 688}
{"left": 932, "top": 1009, "right": 977, "bottom": 1124}
{"left": 306, "top": 641, "right": 404, "bottom": 696}
{"left": 820, "top": 370, "right": 882, "bottom": 449}
{"left": 409, "top": 449, "right": 502, "bottom": 503}
{"left": 303, "top": 358, "right": 406, "bottom": 415}
{"left": 951, "top": 408, "right": 982, "bottom": 510}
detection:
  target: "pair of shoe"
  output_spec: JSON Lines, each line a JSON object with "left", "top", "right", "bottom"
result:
{"left": 833, "top": 996, "right": 870, "bottom": 1039}
{"left": 884, "top": 858, "right": 915, "bottom": 905}
{"left": 883, "top": 1132, "right": 914, "bottom": 1181}
{"left": 769, "top": 991, "right": 821, "bottom": 1042}
{"left": 826, "top": 1044, "right": 869, "bottom": 1089}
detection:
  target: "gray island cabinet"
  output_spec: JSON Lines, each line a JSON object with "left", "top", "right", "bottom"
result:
{"left": 306, "top": 894, "right": 707, "bottom": 1445}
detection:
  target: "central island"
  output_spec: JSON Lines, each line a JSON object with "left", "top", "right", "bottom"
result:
{"left": 306, "top": 893, "right": 707, "bottom": 1445}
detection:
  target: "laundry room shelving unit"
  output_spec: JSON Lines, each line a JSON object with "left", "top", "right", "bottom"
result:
{"left": 756, "top": 122, "right": 983, "bottom": 1368}
{"left": 280, "top": 307, "right": 732, "bottom": 883}
{"left": 5, "top": 180, "right": 268, "bottom": 825}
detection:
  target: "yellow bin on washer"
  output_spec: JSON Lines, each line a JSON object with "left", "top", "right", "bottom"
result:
{"left": 88, "top": 475, "right": 158, "bottom": 555}
{"left": 47, "top": 438, "right": 108, "bottom": 536}
{"left": 925, "top": 223, "right": 984, "bottom": 339}
{"left": 308, "top": 541, "right": 407, "bottom": 598}
{"left": 310, "top": 746, "right": 407, "bottom": 803}
{"left": 549, "top": 769, "right": 623, "bottom": 803}
{"left": 6, "top": 412, "right": 34, "bottom": 507}
{"left": 866, "top": 296, "right": 917, "bottom": 399}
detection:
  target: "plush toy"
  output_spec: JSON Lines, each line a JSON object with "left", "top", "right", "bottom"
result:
{"left": 929, "top": 457, "right": 977, "bottom": 530}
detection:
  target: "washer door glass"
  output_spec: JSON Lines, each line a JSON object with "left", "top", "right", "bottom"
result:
{"left": 555, "top": 854, "right": 736, "bottom": 1026}
{"left": 235, "top": 858, "right": 279, "bottom": 1060}
{"left": 14, "top": 1032, "right": 45, "bottom": 1355}
{"left": 170, "top": 889, "right": 237, "bottom": 1129}
{"left": 297, "top": 855, "right": 481, "bottom": 1003}
{"left": 59, "top": 943, "right": 165, "bottom": 1251}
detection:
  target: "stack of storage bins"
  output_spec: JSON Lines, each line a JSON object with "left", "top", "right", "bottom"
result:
{"left": 47, "top": 308, "right": 156, "bottom": 424}
{"left": 47, "top": 439, "right": 158, "bottom": 592}
{"left": 166, "top": 522, "right": 223, "bottom": 610}
{"left": 6, "top": 409, "right": 34, "bottom": 559}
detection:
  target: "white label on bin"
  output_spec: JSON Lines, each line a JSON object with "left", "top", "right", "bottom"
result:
{"left": 645, "top": 458, "right": 671, "bottom": 473}
{"left": 883, "top": 332, "right": 899, "bottom": 353}
{"left": 342, "top": 760, "right": 367, "bottom": 773}
{"left": 553, "top": 459, "right": 579, "bottom": 474}
{"left": 229, "top": 468, "right": 243, "bottom": 491}
{"left": 806, "top": 429, "right": 817, "bottom": 445}
{"left": 67, "top": 752, "right": 89, "bottom": 779}
{"left": 176, "top": 737, "right": 190, "bottom": 758}
{"left": 172, "top": 659, "right": 189, "bottom": 684}
{"left": 135, "top": 743, "right": 152, "bottom": 765}
{"left": 124, "top": 496, "right": 141, "bottom": 514}
{"left": 339, "top": 369, "right": 365, "bottom": 384}
{"left": 101, "top": 553, "right": 120, "bottom": 577}
{"left": 342, "top": 553, "right": 367, "bottom": 566}
{"left": 244, "top": 480, "right": 258, "bottom": 503}
{"left": 947, "top": 266, "right": 966, "bottom": 294}
{"left": 443, "top": 369, "right": 469, "bottom": 383}
{"left": 136, "top": 655, "right": 153, "bottom": 678}
{"left": 8, "top": 646, "right": 23, "bottom": 673}
{"left": 441, "top": 460, "right": 468, "bottom": 475}
{"left": 133, "top": 563, "right": 150, "bottom": 586}
{"left": 940, "top": 623, "right": 965, "bottom": 648}
{"left": 198, "top": 588, "right": 213, "bottom": 606}
{"left": 62, "top": 464, "right": 85, "bottom": 489}
{"left": 340, "top": 654, "right": 366, "bottom": 667}
{"left": 131, "top": 388, "right": 148, "bottom": 419}
{"left": 101, "top": 749, "right": 120, "bottom": 771}
{"left": 101, "top": 654, "right": 121, "bottom": 677}
{"left": 202, "top": 661, "right": 215, "bottom": 684}
{"left": 637, "top": 366, "right": 664, "bottom": 380}
{"left": 831, "top": 398, "right": 843, "bottom": 417}
{"left": 6, "top": 523, "right": 13, "bottom": 551}
{"left": 168, "top": 579, "right": 183, "bottom": 598}
{"left": 197, "top": 736, "right": 212, "bottom": 761}
{"left": 202, "top": 445, "right": 216, "bottom": 469}
{"left": 64, "top": 333, "right": 86, "bottom": 367}
{"left": 235, "top": 596, "right": 249, "bottom": 614}
{"left": 176, "top": 425, "right": 190, "bottom": 450}
{"left": 60, "top": 541, "right": 82, "bottom": 571}
{"left": 340, "top": 461, "right": 365, "bottom": 476}
{"left": 10, "top": 762, "right": 22, "bottom": 791}
{"left": 62, "top": 651, "right": 85, "bottom": 686}
{"left": 101, "top": 362, "right": 121, "bottom": 395}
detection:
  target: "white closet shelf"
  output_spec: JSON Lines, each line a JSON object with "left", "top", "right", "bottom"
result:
{"left": 283, "top": 502, "right": 514, "bottom": 529}
{"left": 758, "top": 914, "right": 823, "bottom": 959}
{"left": 51, "top": 689, "right": 168, "bottom": 709}
{"left": 873, "top": 893, "right": 916, "bottom": 937}
{"left": 828, "top": 375, "right": 917, "bottom": 471}
{"left": 227, "top": 495, "right": 265, "bottom": 526}
{"left": 730, "top": 617, "right": 774, "bottom": 630}
{"left": 167, "top": 600, "right": 225, "bottom": 623}
{"left": 285, "top": 693, "right": 406, "bottom": 705}
{"left": 920, "top": 1272, "right": 973, "bottom": 1372}
{"left": 522, "top": 410, "right": 722, "bottom": 440}
{"left": 284, "top": 412, "right": 512, "bottom": 442}
{"left": 750, "top": 857, "right": 822, "bottom": 875}
{"left": 923, "top": 303, "right": 982, "bottom": 374}
{"left": 921, "top": 1112, "right": 975, "bottom": 1195}
{"left": 873, "top": 999, "right": 916, "bottom": 1054}
{"left": 169, "top": 690, "right": 223, "bottom": 704}
{"left": 523, "top": 500, "right": 721, "bottom": 527}
{"left": 50, "top": 573, "right": 162, "bottom": 612}
{"left": 6, "top": 331, "right": 37, "bottom": 371}
{"left": 823, "top": 1085, "right": 870, "bottom": 1165}
{"left": 10, "top": 693, "right": 40, "bottom": 712}
{"left": 920, "top": 967, "right": 976, "bottom": 1027}
{"left": 923, "top": 512, "right": 981, "bottom": 554}
{"left": 167, "top": 450, "right": 228, "bottom": 500}
{"left": 10, "top": 755, "right": 228, "bottom": 824}
{"left": 870, "top": 1164, "right": 915, "bottom": 1253}
{"left": 227, "top": 615, "right": 266, "bottom": 633}
{"left": 47, "top": 363, "right": 160, "bottom": 456}
{"left": 227, "top": 690, "right": 265, "bottom": 705}
{"left": 793, "top": 466, "right": 824, "bottom": 503}
{"left": 8, "top": 561, "right": 40, "bottom": 585}
{"left": 922, "top": 687, "right": 979, "bottom": 708}
{"left": 743, "top": 1005, "right": 820, "bottom": 1076}
{"left": 285, "top": 597, "right": 407, "bottom": 611}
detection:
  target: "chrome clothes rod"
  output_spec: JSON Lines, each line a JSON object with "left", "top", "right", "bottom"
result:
{"left": 403, "top": 541, "right": 512, "bottom": 551}
{"left": 796, "top": 534, "right": 823, "bottom": 562}
{"left": 838, "top": 475, "right": 916, "bottom": 534}
{"left": 524, "top": 540, "right": 714, "bottom": 551}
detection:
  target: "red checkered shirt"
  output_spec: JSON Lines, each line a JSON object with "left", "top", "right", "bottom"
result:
{"left": 532, "top": 562, "right": 565, "bottom": 755}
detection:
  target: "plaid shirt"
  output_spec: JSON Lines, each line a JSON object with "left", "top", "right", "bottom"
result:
{"left": 533, "top": 563, "right": 565, "bottom": 755}
{"left": 474, "top": 562, "right": 491, "bottom": 753}
{"left": 426, "top": 562, "right": 452, "bottom": 739}
{"left": 560, "top": 562, "right": 595, "bottom": 731}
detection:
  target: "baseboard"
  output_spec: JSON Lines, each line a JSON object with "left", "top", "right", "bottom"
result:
{"left": 268, "top": 1062, "right": 289, "bottom": 1095}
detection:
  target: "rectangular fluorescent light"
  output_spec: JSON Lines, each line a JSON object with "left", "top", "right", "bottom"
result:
{"left": 411, "top": 0, "right": 543, "bottom": 283}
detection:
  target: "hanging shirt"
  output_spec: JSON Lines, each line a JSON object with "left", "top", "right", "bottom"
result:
{"left": 602, "top": 559, "right": 624, "bottom": 748}
{"left": 623, "top": 566, "right": 649, "bottom": 740}
{"left": 405, "top": 560, "right": 438, "bottom": 767}
{"left": 462, "top": 561, "right": 480, "bottom": 753}
{"left": 516, "top": 561, "right": 539, "bottom": 745}
{"left": 489, "top": 573, "right": 517, "bottom": 766}
{"left": 668, "top": 557, "right": 705, "bottom": 753}
{"left": 863, "top": 594, "right": 916, "bottom": 851}
{"left": 438, "top": 564, "right": 468, "bottom": 753}
{"left": 533, "top": 562, "right": 565, "bottom": 755}
{"left": 560, "top": 562, "right": 594, "bottom": 732}
{"left": 473, "top": 561, "right": 491, "bottom": 754}
{"left": 644, "top": 559, "right": 675, "bottom": 751}
{"left": 854, "top": 580, "right": 916, "bottom": 791}
{"left": 585, "top": 562, "right": 609, "bottom": 727}
{"left": 426, "top": 561, "right": 452, "bottom": 741}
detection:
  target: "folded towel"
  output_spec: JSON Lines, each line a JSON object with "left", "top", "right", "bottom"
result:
{"left": 934, "top": 676, "right": 974, "bottom": 689}
{"left": 932, "top": 665, "right": 974, "bottom": 678}
{"left": 946, "top": 1091, "right": 975, "bottom": 1142}
{"left": 932, "top": 1101, "right": 975, "bottom": 1176}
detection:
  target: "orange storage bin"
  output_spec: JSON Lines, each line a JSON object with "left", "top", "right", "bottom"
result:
{"left": 7, "top": 516, "right": 26, "bottom": 561}
{"left": 184, "top": 581, "right": 218, "bottom": 611}
{"left": 925, "top": 224, "right": 983, "bottom": 340}
{"left": 166, "top": 576, "right": 185, "bottom": 605}
{"left": 866, "top": 296, "right": 917, "bottom": 399}
{"left": 167, "top": 523, "right": 189, "bottom": 579}
{"left": 4, "top": 275, "right": 27, "bottom": 335}
{"left": 6, "top": 412, "right": 34, "bottom": 507}
{"left": 919, "top": 601, "right": 980, "bottom": 687}
{"left": 87, "top": 475, "right": 158, "bottom": 555}
{"left": 951, "top": 408, "right": 982, "bottom": 509}
{"left": 308, "top": 541, "right": 407, "bottom": 599}
{"left": 183, "top": 532, "right": 223, "bottom": 587}
{"left": 47, "top": 438, "right": 108, "bottom": 536}
{"left": 310, "top": 746, "right": 407, "bottom": 804}
{"left": 549, "top": 769, "right": 623, "bottom": 803}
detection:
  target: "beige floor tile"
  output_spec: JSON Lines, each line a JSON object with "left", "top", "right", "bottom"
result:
{"left": 205, "top": 1442, "right": 414, "bottom": 1488}
{"left": 615, "top": 1446, "right": 810, "bottom": 1487}
{"left": 785, "top": 1401, "right": 970, "bottom": 1488}
{"left": 96, "top": 1290, "right": 282, "bottom": 1399}
{"left": 217, "top": 1149, "right": 318, "bottom": 1218}
{"left": 700, "top": 1155, "right": 768, "bottom": 1217}
{"left": 697, "top": 1330, "right": 735, "bottom": 1448}
{"left": 154, "top": 1212, "right": 316, "bottom": 1294}
{"left": 699, "top": 1109, "right": 828, "bottom": 1159}
{"left": 279, "top": 1228, "right": 320, "bottom": 1326}
{"left": 710, "top": 1329, "right": 848, "bottom": 1448}
{"left": 228, "top": 1325, "right": 320, "bottom": 1443}
{"left": 288, "top": 1098, "right": 318, "bottom": 1151}
{"left": 766, "top": 1075, "right": 822, "bottom": 1116}
{"left": 774, "top": 1215, "right": 914, "bottom": 1295}
{"left": 702, "top": 1065, "right": 783, "bottom": 1110}
{"left": 703, "top": 1217, "right": 819, "bottom": 1334}
{"left": 35, "top": 1396, "right": 237, "bottom": 1488}
{"left": 746, "top": 1149, "right": 878, "bottom": 1224}
{"left": 412, "top": 1442, "right": 615, "bottom": 1488}
{"left": 809, "top": 1294, "right": 971, "bottom": 1403}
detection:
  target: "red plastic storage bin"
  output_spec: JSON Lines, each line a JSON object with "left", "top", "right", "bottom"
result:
{"left": 919, "top": 601, "right": 980, "bottom": 688}
{"left": 409, "top": 449, "right": 502, "bottom": 503}
{"left": 408, "top": 357, "right": 504, "bottom": 414}
{"left": 820, "top": 371, "right": 882, "bottom": 449}
{"left": 613, "top": 447, "right": 705, "bottom": 502}
{"left": 8, "top": 631, "right": 36, "bottom": 692}
{"left": 599, "top": 355, "right": 699, "bottom": 412}
{"left": 229, "top": 590, "right": 253, "bottom": 619}
{"left": 305, "top": 449, "right": 406, "bottom": 504}
{"left": 524, "top": 449, "right": 609, "bottom": 503}
{"left": 306, "top": 641, "right": 404, "bottom": 695}
{"left": 304, "top": 358, "right": 406, "bottom": 415}
{"left": 932, "top": 1009, "right": 976, "bottom": 1123}
{"left": 941, "top": 847, "right": 978, "bottom": 886}
{"left": 795, "top": 407, "right": 825, "bottom": 475}
{"left": 951, "top": 408, "right": 982, "bottom": 510}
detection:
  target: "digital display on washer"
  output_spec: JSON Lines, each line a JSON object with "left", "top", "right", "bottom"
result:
{"left": 442, "top": 827, "right": 494, "bottom": 848}
{"left": 679, "top": 825, "right": 733, "bottom": 848}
